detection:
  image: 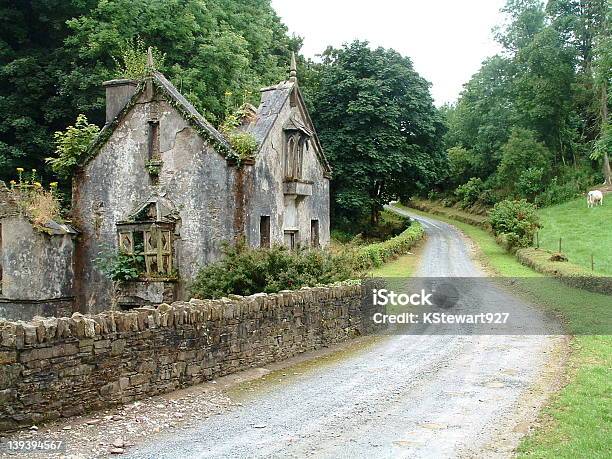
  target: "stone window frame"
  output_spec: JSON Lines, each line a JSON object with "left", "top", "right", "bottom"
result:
{"left": 310, "top": 219, "right": 320, "bottom": 248}
{"left": 117, "top": 220, "right": 175, "bottom": 278}
{"left": 284, "top": 132, "right": 306, "bottom": 181}
{"left": 284, "top": 229, "right": 298, "bottom": 250}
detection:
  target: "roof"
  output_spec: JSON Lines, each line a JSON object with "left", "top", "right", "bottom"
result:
{"left": 81, "top": 72, "right": 236, "bottom": 167}
{"left": 242, "top": 81, "right": 332, "bottom": 176}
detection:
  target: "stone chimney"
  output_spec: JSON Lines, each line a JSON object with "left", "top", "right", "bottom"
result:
{"left": 101, "top": 79, "right": 139, "bottom": 124}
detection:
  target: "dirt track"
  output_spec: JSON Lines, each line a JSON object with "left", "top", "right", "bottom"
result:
{"left": 125, "top": 209, "right": 565, "bottom": 459}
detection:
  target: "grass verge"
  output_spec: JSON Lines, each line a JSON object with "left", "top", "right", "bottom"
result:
{"left": 394, "top": 203, "right": 611, "bottom": 458}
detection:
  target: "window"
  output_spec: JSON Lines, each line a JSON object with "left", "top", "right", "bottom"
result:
{"left": 148, "top": 120, "right": 160, "bottom": 160}
{"left": 117, "top": 201, "right": 177, "bottom": 278}
{"left": 284, "top": 133, "right": 305, "bottom": 180}
{"left": 310, "top": 220, "right": 319, "bottom": 248}
{"left": 260, "top": 216, "right": 271, "bottom": 248}
{"left": 118, "top": 224, "right": 173, "bottom": 277}
{"left": 284, "top": 230, "right": 297, "bottom": 250}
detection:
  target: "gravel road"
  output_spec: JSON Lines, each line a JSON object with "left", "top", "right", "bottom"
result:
{"left": 127, "top": 208, "right": 563, "bottom": 459}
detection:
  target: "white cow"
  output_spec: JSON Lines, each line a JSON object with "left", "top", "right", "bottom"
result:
{"left": 587, "top": 190, "right": 603, "bottom": 208}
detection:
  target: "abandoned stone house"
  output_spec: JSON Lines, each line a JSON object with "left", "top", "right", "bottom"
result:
{"left": 0, "top": 54, "right": 331, "bottom": 319}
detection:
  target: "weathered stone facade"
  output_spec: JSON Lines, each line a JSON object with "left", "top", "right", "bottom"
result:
{"left": 0, "top": 283, "right": 382, "bottom": 431}
{"left": 0, "top": 187, "right": 77, "bottom": 320}
{"left": 72, "top": 59, "right": 331, "bottom": 312}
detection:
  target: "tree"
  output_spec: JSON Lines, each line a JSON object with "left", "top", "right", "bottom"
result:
{"left": 309, "top": 41, "right": 446, "bottom": 226}
{"left": 0, "top": 0, "right": 298, "bottom": 183}
{"left": 496, "top": 127, "right": 552, "bottom": 195}
{"left": 0, "top": 0, "right": 96, "bottom": 180}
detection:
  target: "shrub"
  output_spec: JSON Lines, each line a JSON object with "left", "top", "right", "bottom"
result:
{"left": 219, "top": 105, "right": 258, "bottom": 160}
{"left": 534, "top": 167, "right": 599, "bottom": 207}
{"left": 94, "top": 245, "right": 145, "bottom": 282}
{"left": 516, "top": 167, "right": 545, "bottom": 202}
{"left": 355, "top": 222, "right": 424, "bottom": 270}
{"left": 112, "top": 38, "right": 165, "bottom": 80}
{"left": 190, "top": 221, "right": 425, "bottom": 299}
{"left": 455, "top": 177, "right": 484, "bottom": 208}
{"left": 488, "top": 199, "right": 541, "bottom": 249}
{"left": 46, "top": 115, "right": 100, "bottom": 180}
{"left": 8, "top": 170, "right": 63, "bottom": 230}
{"left": 190, "top": 242, "right": 358, "bottom": 299}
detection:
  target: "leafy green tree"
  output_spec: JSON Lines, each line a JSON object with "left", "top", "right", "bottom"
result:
{"left": 0, "top": 0, "right": 297, "bottom": 183}
{"left": 447, "top": 56, "right": 518, "bottom": 178}
{"left": 496, "top": 127, "right": 552, "bottom": 195}
{"left": 446, "top": 146, "right": 478, "bottom": 187}
{"left": 309, "top": 41, "right": 446, "bottom": 225}
{"left": 0, "top": 0, "right": 96, "bottom": 180}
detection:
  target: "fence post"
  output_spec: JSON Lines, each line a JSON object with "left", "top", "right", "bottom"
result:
{"left": 558, "top": 237, "right": 562, "bottom": 253}
{"left": 591, "top": 254, "right": 594, "bottom": 272}
{"left": 536, "top": 231, "right": 539, "bottom": 249}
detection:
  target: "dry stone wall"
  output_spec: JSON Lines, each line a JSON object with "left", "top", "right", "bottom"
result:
{"left": 0, "top": 284, "right": 382, "bottom": 430}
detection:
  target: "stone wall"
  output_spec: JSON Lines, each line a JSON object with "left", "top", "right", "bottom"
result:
{"left": 0, "top": 283, "right": 382, "bottom": 430}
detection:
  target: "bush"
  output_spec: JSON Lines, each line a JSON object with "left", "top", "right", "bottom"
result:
{"left": 516, "top": 167, "right": 545, "bottom": 201}
{"left": 46, "top": 114, "right": 100, "bottom": 180}
{"left": 94, "top": 245, "right": 144, "bottom": 282}
{"left": 190, "top": 242, "right": 358, "bottom": 299}
{"left": 455, "top": 177, "right": 484, "bottom": 208}
{"left": 488, "top": 199, "right": 541, "bottom": 249}
{"left": 190, "top": 221, "right": 425, "bottom": 299}
{"left": 355, "top": 222, "right": 424, "bottom": 270}
{"left": 534, "top": 167, "right": 599, "bottom": 207}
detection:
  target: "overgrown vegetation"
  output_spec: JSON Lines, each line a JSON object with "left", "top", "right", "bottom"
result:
{"left": 113, "top": 38, "right": 165, "bottom": 80}
{"left": 190, "top": 243, "right": 356, "bottom": 299}
{"left": 191, "top": 220, "right": 423, "bottom": 299}
{"left": 488, "top": 199, "right": 541, "bottom": 250}
{"left": 94, "top": 245, "right": 144, "bottom": 282}
{"left": 6, "top": 169, "right": 63, "bottom": 230}
{"left": 219, "top": 103, "right": 259, "bottom": 161}
{"left": 46, "top": 114, "right": 100, "bottom": 180}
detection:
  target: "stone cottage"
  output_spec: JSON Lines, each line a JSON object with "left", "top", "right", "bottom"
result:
{"left": 0, "top": 185, "right": 77, "bottom": 320}
{"left": 72, "top": 52, "right": 331, "bottom": 313}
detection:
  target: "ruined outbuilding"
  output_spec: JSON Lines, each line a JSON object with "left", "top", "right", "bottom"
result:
{"left": 68, "top": 52, "right": 331, "bottom": 313}
{"left": 0, "top": 185, "right": 77, "bottom": 319}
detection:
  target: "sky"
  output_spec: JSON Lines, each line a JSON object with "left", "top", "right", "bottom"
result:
{"left": 271, "top": 0, "right": 507, "bottom": 106}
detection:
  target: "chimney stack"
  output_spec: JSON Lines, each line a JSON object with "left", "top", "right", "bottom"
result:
{"left": 101, "top": 79, "right": 139, "bottom": 124}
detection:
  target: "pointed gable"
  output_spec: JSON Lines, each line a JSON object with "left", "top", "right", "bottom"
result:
{"left": 242, "top": 81, "right": 331, "bottom": 177}
{"left": 81, "top": 71, "right": 236, "bottom": 167}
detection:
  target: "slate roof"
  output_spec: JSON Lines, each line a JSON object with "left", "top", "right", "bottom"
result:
{"left": 242, "top": 81, "right": 332, "bottom": 175}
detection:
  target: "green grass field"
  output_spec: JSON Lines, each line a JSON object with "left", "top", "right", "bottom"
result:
{"left": 395, "top": 203, "right": 611, "bottom": 458}
{"left": 537, "top": 197, "right": 612, "bottom": 275}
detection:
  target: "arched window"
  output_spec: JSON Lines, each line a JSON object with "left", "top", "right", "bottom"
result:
{"left": 285, "top": 135, "right": 296, "bottom": 179}
{"left": 285, "top": 133, "right": 305, "bottom": 180}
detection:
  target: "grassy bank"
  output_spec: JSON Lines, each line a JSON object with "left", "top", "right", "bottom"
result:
{"left": 394, "top": 203, "right": 611, "bottom": 458}
{"left": 537, "top": 197, "right": 612, "bottom": 275}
